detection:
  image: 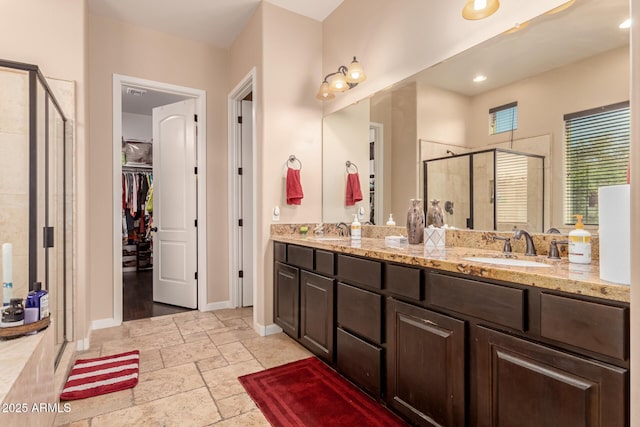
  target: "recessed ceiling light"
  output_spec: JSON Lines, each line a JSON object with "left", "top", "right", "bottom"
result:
{"left": 619, "top": 19, "right": 631, "bottom": 29}
{"left": 473, "top": 75, "right": 487, "bottom": 83}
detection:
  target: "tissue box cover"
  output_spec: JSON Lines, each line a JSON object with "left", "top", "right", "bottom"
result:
{"left": 425, "top": 227, "right": 445, "bottom": 248}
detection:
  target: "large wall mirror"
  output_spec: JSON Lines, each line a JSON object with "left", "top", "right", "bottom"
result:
{"left": 321, "top": 0, "right": 629, "bottom": 232}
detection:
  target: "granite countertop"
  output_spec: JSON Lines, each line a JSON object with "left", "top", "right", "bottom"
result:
{"left": 272, "top": 234, "right": 630, "bottom": 303}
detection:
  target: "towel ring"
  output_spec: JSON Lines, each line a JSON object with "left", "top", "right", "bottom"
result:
{"left": 288, "top": 155, "right": 302, "bottom": 170}
{"left": 345, "top": 161, "right": 358, "bottom": 173}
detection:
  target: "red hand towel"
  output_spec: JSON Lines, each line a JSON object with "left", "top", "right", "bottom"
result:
{"left": 346, "top": 173, "right": 363, "bottom": 206}
{"left": 286, "top": 167, "right": 304, "bottom": 205}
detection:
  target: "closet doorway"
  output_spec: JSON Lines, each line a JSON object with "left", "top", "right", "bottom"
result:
{"left": 112, "top": 75, "right": 208, "bottom": 325}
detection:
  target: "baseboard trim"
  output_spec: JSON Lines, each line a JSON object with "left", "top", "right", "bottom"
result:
{"left": 91, "top": 317, "right": 121, "bottom": 331}
{"left": 76, "top": 336, "right": 90, "bottom": 351}
{"left": 254, "top": 322, "right": 283, "bottom": 337}
{"left": 200, "top": 300, "right": 233, "bottom": 312}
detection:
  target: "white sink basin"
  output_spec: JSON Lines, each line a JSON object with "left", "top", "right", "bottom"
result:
{"left": 462, "top": 257, "right": 551, "bottom": 268}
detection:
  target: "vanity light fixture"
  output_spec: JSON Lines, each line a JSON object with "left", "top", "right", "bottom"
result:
{"left": 462, "top": 0, "right": 500, "bottom": 20}
{"left": 473, "top": 75, "right": 487, "bottom": 83}
{"left": 316, "top": 57, "right": 366, "bottom": 101}
{"left": 619, "top": 18, "right": 631, "bottom": 29}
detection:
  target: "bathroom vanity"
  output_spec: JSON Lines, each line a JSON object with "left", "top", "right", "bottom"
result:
{"left": 272, "top": 234, "right": 629, "bottom": 427}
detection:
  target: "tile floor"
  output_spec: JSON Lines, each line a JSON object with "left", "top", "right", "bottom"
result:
{"left": 54, "top": 308, "right": 312, "bottom": 427}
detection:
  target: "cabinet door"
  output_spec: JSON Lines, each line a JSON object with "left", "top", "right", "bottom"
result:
{"left": 274, "top": 262, "right": 299, "bottom": 338}
{"left": 474, "top": 326, "right": 628, "bottom": 427}
{"left": 300, "top": 271, "right": 335, "bottom": 362}
{"left": 386, "top": 299, "right": 466, "bottom": 427}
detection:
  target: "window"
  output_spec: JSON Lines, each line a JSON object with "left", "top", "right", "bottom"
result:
{"left": 564, "top": 101, "right": 630, "bottom": 225}
{"left": 496, "top": 151, "right": 528, "bottom": 224}
{"left": 489, "top": 102, "right": 518, "bottom": 135}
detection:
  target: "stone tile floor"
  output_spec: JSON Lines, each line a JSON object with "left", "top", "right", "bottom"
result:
{"left": 54, "top": 308, "right": 312, "bottom": 426}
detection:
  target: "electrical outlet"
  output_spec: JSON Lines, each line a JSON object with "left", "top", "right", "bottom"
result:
{"left": 358, "top": 206, "right": 365, "bottom": 220}
{"left": 272, "top": 206, "right": 280, "bottom": 221}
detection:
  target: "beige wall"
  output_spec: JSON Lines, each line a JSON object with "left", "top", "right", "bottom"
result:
{"left": 88, "top": 13, "right": 230, "bottom": 321}
{"left": 0, "top": 0, "right": 89, "bottom": 344}
{"left": 258, "top": 3, "right": 323, "bottom": 327}
{"left": 390, "top": 83, "right": 418, "bottom": 217}
{"left": 630, "top": 0, "right": 639, "bottom": 424}
{"left": 229, "top": 3, "right": 323, "bottom": 328}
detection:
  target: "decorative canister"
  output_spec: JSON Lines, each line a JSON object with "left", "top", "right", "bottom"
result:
{"left": 427, "top": 199, "right": 444, "bottom": 227}
{"left": 406, "top": 199, "right": 425, "bottom": 244}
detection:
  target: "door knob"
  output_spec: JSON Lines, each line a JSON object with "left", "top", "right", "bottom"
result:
{"left": 151, "top": 227, "right": 158, "bottom": 232}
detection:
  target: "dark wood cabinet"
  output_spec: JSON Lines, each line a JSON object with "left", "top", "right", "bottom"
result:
{"left": 474, "top": 325, "right": 628, "bottom": 427}
{"left": 337, "top": 327, "right": 382, "bottom": 398}
{"left": 274, "top": 261, "right": 299, "bottom": 338}
{"left": 272, "top": 241, "right": 630, "bottom": 427}
{"left": 387, "top": 299, "right": 466, "bottom": 427}
{"left": 300, "top": 271, "right": 335, "bottom": 363}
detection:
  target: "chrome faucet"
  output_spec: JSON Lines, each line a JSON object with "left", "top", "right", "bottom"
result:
{"left": 513, "top": 229, "right": 537, "bottom": 256}
{"left": 336, "top": 222, "right": 351, "bottom": 237}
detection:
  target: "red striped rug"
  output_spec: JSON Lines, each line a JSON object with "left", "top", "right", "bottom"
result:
{"left": 239, "top": 357, "right": 408, "bottom": 426}
{"left": 60, "top": 350, "right": 139, "bottom": 400}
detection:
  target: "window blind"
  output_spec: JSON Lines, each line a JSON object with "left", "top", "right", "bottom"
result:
{"left": 564, "top": 102, "right": 630, "bottom": 225}
{"left": 489, "top": 102, "right": 518, "bottom": 135}
{"left": 496, "top": 151, "right": 528, "bottom": 223}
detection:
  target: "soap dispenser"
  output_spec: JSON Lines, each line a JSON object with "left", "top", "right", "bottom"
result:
{"left": 351, "top": 214, "right": 361, "bottom": 240}
{"left": 568, "top": 214, "right": 591, "bottom": 264}
{"left": 386, "top": 214, "right": 396, "bottom": 226}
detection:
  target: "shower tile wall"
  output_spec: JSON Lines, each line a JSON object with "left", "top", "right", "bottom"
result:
{"left": 0, "top": 67, "right": 30, "bottom": 301}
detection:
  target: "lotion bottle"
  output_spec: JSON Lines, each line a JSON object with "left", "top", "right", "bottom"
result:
{"left": 351, "top": 214, "right": 361, "bottom": 240}
{"left": 569, "top": 214, "right": 591, "bottom": 264}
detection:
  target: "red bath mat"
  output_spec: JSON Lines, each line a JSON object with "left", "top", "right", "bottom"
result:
{"left": 60, "top": 350, "right": 139, "bottom": 400}
{"left": 239, "top": 357, "right": 407, "bottom": 426}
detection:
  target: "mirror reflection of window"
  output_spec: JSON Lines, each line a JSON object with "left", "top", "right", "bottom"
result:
{"left": 564, "top": 101, "right": 630, "bottom": 226}
{"left": 489, "top": 102, "right": 518, "bottom": 135}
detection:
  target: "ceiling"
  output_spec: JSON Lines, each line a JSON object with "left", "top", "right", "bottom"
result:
{"left": 121, "top": 86, "right": 189, "bottom": 115}
{"left": 88, "top": 0, "right": 344, "bottom": 48}
{"left": 409, "top": 0, "right": 629, "bottom": 96}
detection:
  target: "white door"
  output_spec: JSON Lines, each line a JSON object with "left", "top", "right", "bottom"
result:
{"left": 240, "top": 100, "right": 253, "bottom": 307}
{"left": 152, "top": 99, "right": 198, "bottom": 308}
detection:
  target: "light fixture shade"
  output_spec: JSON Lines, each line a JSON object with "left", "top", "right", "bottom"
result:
{"left": 329, "top": 73, "right": 349, "bottom": 92}
{"left": 345, "top": 58, "right": 366, "bottom": 84}
{"left": 316, "top": 81, "right": 335, "bottom": 100}
{"left": 462, "top": 0, "right": 500, "bottom": 20}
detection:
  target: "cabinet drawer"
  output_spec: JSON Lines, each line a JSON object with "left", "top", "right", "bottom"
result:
{"left": 315, "top": 250, "right": 335, "bottom": 276}
{"left": 337, "top": 327, "right": 382, "bottom": 398}
{"left": 385, "top": 264, "right": 423, "bottom": 300}
{"left": 429, "top": 273, "right": 525, "bottom": 331}
{"left": 274, "top": 242, "right": 286, "bottom": 262}
{"left": 337, "top": 255, "right": 382, "bottom": 289}
{"left": 337, "top": 283, "right": 382, "bottom": 344}
{"left": 287, "top": 244, "right": 314, "bottom": 270}
{"left": 540, "top": 293, "right": 628, "bottom": 361}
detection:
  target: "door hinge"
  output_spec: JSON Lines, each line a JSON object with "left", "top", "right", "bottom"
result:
{"left": 194, "top": 166, "right": 198, "bottom": 174}
{"left": 194, "top": 219, "right": 198, "bottom": 227}
{"left": 238, "top": 270, "right": 244, "bottom": 278}
{"left": 194, "top": 114, "right": 198, "bottom": 122}
{"left": 238, "top": 219, "right": 243, "bottom": 227}
{"left": 195, "top": 272, "right": 198, "bottom": 280}
{"left": 238, "top": 167, "right": 243, "bottom": 175}
{"left": 43, "top": 227, "right": 54, "bottom": 248}
{"left": 237, "top": 116, "right": 242, "bottom": 124}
